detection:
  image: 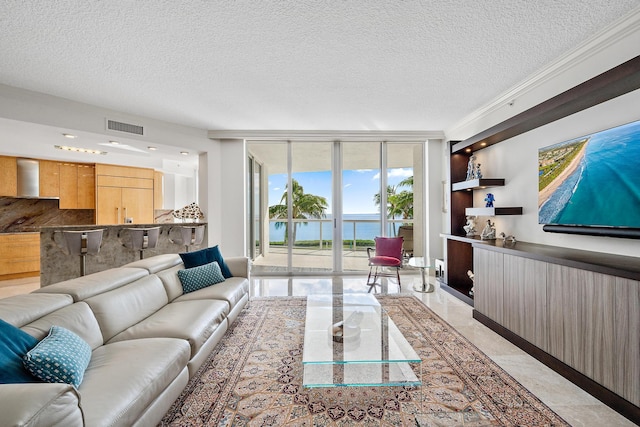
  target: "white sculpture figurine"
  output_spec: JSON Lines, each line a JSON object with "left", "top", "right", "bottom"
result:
{"left": 463, "top": 215, "right": 477, "bottom": 236}
{"left": 480, "top": 219, "right": 496, "bottom": 240}
{"left": 499, "top": 232, "right": 517, "bottom": 244}
{"left": 465, "top": 154, "right": 477, "bottom": 181}
{"left": 467, "top": 270, "right": 475, "bottom": 296}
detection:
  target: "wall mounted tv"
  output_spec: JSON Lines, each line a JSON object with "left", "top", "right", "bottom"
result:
{"left": 538, "top": 119, "right": 640, "bottom": 239}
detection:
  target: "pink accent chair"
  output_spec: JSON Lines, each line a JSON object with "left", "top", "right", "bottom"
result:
{"left": 366, "top": 236, "right": 403, "bottom": 292}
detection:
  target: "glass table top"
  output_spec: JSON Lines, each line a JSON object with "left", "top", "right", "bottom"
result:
{"left": 302, "top": 293, "right": 421, "bottom": 388}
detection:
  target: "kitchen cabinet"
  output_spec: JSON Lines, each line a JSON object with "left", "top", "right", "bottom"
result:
{"left": 154, "top": 170, "right": 163, "bottom": 210}
{"left": 39, "top": 160, "right": 60, "bottom": 198}
{"left": 59, "top": 162, "right": 95, "bottom": 209}
{"left": 0, "top": 233, "right": 40, "bottom": 279}
{"left": 96, "top": 164, "right": 154, "bottom": 224}
{"left": 0, "top": 156, "right": 17, "bottom": 196}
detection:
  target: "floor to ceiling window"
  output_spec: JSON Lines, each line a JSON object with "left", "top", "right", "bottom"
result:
{"left": 248, "top": 140, "right": 424, "bottom": 275}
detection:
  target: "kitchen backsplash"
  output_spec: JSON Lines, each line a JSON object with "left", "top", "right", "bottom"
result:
{"left": 0, "top": 197, "right": 94, "bottom": 232}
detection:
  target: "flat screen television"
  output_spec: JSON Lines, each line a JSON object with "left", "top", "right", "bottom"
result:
{"left": 538, "top": 119, "right": 640, "bottom": 239}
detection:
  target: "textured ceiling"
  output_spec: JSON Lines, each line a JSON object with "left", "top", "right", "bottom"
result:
{"left": 0, "top": 1, "right": 638, "bottom": 133}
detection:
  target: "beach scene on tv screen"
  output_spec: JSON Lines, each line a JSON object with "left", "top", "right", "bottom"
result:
{"left": 538, "top": 119, "right": 640, "bottom": 228}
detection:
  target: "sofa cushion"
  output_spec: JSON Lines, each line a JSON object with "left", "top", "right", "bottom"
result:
{"left": 79, "top": 338, "right": 189, "bottom": 427}
{"left": 0, "top": 383, "right": 83, "bottom": 427}
{"left": 0, "top": 294, "right": 73, "bottom": 328}
{"left": 0, "top": 319, "right": 39, "bottom": 384}
{"left": 180, "top": 246, "right": 233, "bottom": 278}
{"left": 155, "top": 264, "right": 185, "bottom": 302}
{"left": 177, "top": 261, "right": 226, "bottom": 293}
{"left": 174, "top": 276, "right": 249, "bottom": 315}
{"left": 34, "top": 267, "right": 149, "bottom": 302}
{"left": 123, "top": 253, "right": 183, "bottom": 274}
{"left": 21, "top": 302, "right": 105, "bottom": 350}
{"left": 107, "top": 299, "right": 228, "bottom": 359}
{"left": 23, "top": 326, "right": 91, "bottom": 389}
{"left": 85, "top": 275, "right": 169, "bottom": 343}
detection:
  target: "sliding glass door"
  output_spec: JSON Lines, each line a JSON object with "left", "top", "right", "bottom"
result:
{"left": 248, "top": 140, "right": 424, "bottom": 275}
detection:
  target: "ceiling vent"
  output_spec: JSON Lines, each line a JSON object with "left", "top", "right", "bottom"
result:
{"left": 106, "top": 119, "right": 144, "bottom": 136}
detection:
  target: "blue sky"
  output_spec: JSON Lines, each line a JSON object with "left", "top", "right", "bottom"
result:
{"left": 268, "top": 168, "right": 413, "bottom": 214}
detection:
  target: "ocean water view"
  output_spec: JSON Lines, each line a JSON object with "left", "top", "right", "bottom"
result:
{"left": 268, "top": 213, "right": 409, "bottom": 243}
{"left": 539, "top": 120, "right": 640, "bottom": 227}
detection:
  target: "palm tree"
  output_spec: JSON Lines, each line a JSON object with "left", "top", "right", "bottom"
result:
{"left": 373, "top": 176, "right": 413, "bottom": 235}
{"left": 269, "top": 179, "right": 328, "bottom": 245}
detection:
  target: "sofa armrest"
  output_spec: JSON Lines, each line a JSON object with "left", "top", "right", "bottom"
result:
{"left": 0, "top": 383, "right": 84, "bottom": 426}
{"left": 225, "top": 256, "right": 250, "bottom": 279}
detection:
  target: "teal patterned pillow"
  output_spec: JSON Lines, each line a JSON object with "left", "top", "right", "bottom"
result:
{"left": 23, "top": 326, "right": 92, "bottom": 389}
{"left": 177, "top": 261, "right": 226, "bottom": 293}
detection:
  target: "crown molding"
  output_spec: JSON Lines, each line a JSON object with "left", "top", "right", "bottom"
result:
{"left": 446, "top": 5, "right": 640, "bottom": 139}
{"left": 207, "top": 129, "right": 445, "bottom": 142}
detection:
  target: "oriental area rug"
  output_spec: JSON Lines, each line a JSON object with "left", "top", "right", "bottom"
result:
{"left": 160, "top": 296, "right": 569, "bottom": 426}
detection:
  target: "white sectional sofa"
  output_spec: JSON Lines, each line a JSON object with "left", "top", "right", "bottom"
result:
{"left": 0, "top": 253, "right": 250, "bottom": 427}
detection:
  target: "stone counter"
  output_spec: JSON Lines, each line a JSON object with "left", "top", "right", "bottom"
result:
{"left": 39, "top": 223, "right": 207, "bottom": 286}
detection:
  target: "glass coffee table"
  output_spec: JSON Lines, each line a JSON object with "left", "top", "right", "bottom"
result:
{"left": 302, "top": 293, "right": 421, "bottom": 388}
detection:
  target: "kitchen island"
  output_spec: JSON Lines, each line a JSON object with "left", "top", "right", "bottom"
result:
{"left": 39, "top": 223, "right": 207, "bottom": 285}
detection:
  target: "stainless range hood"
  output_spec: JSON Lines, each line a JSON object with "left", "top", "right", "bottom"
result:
{"left": 16, "top": 158, "right": 41, "bottom": 198}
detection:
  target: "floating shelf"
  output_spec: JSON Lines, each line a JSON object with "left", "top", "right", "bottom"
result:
{"left": 452, "top": 178, "right": 505, "bottom": 192}
{"left": 465, "top": 207, "right": 523, "bottom": 216}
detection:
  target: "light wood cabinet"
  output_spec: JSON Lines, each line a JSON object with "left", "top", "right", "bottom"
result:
{"left": 59, "top": 162, "right": 95, "bottom": 209}
{"left": 39, "top": 160, "right": 60, "bottom": 198}
{"left": 0, "top": 233, "right": 40, "bottom": 279}
{"left": 0, "top": 156, "right": 17, "bottom": 196}
{"left": 473, "top": 248, "right": 504, "bottom": 324}
{"left": 96, "top": 163, "right": 155, "bottom": 224}
{"left": 154, "top": 170, "right": 163, "bottom": 210}
{"left": 96, "top": 186, "right": 154, "bottom": 224}
{"left": 77, "top": 164, "right": 95, "bottom": 209}
{"left": 473, "top": 245, "right": 640, "bottom": 409}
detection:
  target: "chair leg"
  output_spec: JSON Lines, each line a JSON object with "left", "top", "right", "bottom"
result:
{"left": 366, "top": 266, "right": 376, "bottom": 293}
{"left": 396, "top": 267, "right": 401, "bottom": 291}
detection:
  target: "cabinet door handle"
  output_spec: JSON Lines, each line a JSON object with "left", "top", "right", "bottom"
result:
{"left": 117, "top": 207, "right": 120, "bottom": 224}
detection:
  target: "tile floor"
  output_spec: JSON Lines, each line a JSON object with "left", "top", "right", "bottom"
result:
{"left": 0, "top": 274, "right": 634, "bottom": 426}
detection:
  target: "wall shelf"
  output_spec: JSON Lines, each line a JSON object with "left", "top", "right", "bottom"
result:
{"left": 451, "top": 178, "right": 505, "bottom": 192}
{"left": 465, "top": 207, "right": 522, "bottom": 216}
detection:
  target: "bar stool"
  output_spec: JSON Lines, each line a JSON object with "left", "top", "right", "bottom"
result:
{"left": 170, "top": 225, "right": 205, "bottom": 252}
{"left": 122, "top": 227, "right": 161, "bottom": 259}
{"left": 57, "top": 229, "right": 104, "bottom": 276}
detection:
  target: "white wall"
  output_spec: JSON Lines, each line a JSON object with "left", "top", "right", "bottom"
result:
{"left": 219, "top": 139, "right": 246, "bottom": 257}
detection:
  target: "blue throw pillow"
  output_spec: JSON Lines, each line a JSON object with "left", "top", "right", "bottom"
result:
{"left": 210, "top": 245, "right": 233, "bottom": 278}
{"left": 179, "top": 245, "right": 233, "bottom": 278}
{"left": 177, "top": 261, "right": 226, "bottom": 293}
{"left": 0, "top": 319, "right": 39, "bottom": 384}
{"left": 23, "top": 326, "right": 92, "bottom": 389}
{"left": 179, "top": 248, "right": 209, "bottom": 269}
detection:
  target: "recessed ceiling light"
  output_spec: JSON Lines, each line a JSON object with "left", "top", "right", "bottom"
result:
{"left": 62, "top": 133, "right": 77, "bottom": 139}
{"left": 465, "top": 148, "right": 472, "bottom": 153}
{"left": 147, "top": 146, "right": 157, "bottom": 151}
{"left": 55, "top": 145, "right": 107, "bottom": 155}
{"left": 480, "top": 142, "right": 487, "bottom": 147}
{"left": 109, "top": 140, "right": 120, "bottom": 145}
{"left": 180, "top": 151, "right": 189, "bottom": 155}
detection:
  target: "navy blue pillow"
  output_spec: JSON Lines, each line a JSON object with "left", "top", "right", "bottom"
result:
{"left": 0, "top": 319, "right": 39, "bottom": 384}
{"left": 179, "top": 246, "right": 233, "bottom": 278}
{"left": 179, "top": 249, "right": 208, "bottom": 269}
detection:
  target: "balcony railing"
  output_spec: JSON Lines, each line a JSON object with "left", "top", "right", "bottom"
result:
{"left": 268, "top": 218, "right": 413, "bottom": 252}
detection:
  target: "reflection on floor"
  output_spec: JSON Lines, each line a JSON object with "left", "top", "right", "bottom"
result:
{"left": 0, "top": 274, "right": 633, "bottom": 426}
